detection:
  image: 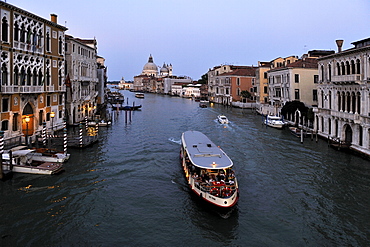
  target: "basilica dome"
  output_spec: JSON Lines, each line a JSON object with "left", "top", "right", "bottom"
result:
{"left": 142, "top": 55, "right": 158, "bottom": 76}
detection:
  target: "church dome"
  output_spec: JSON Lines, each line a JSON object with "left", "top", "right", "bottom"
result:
{"left": 142, "top": 55, "right": 158, "bottom": 76}
{"left": 160, "top": 63, "right": 169, "bottom": 73}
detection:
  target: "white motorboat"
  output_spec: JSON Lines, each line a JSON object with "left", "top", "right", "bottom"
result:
{"left": 135, "top": 93, "right": 145, "bottom": 98}
{"left": 264, "top": 115, "right": 285, "bottom": 129}
{"left": 28, "top": 148, "right": 70, "bottom": 163}
{"left": 217, "top": 115, "right": 229, "bottom": 124}
{"left": 180, "top": 130, "right": 239, "bottom": 208}
{"left": 2, "top": 150, "right": 64, "bottom": 175}
{"left": 88, "top": 120, "right": 111, "bottom": 127}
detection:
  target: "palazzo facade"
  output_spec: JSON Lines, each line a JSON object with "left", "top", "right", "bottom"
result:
{"left": 316, "top": 38, "right": 370, "bottom": 155}
{"left": 0, "top": 2, "right": 67, "bottom": 145}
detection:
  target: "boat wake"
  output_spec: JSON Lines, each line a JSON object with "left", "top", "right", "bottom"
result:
{"left": 168, "top": 137, "right": 181, "bottom": 145}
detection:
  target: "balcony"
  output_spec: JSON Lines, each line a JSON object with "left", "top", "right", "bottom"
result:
{"left": 332, "top": 74, "right": 364, "bottom": 84}
{"left": 1, "top": 85, "right": 43, "bottom": 93}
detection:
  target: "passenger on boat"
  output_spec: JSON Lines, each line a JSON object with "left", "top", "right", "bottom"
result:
{"left": 217, "top": 171, "right": 225, "bottom": 182}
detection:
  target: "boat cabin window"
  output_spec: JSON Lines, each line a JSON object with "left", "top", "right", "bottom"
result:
{"left": 207, "top": 144, "right": 212, "bottom": 147}
{"left": 193, "top": 145, "right": 197, "bottom": 148}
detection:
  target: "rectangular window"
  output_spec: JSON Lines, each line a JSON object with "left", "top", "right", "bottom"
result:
{"left": 295, "top": 89, "right": 300, "bottom": 100}
{"left": 2, "top": 98, "right": 9, "bottom": 112}
{"left": 39, "top": 110, "right": 43, "bottom": 125}
{"left": 264, "top": 72, "right": 267, "bottom": 79}
{"left": 12, "top": 113, "right": 18, "bottom": 131}
{"left": 46, "top": 96, "right": 51, "bottom": 106}
{"left": 314, "top": 75, "right": 319, "bottom": 83}
{"left": 295, "top": 74, "right": 299, "bottom": 83}
{"left": 313, "top": 89, "right": 318, "bottom": 101}
{"left": 264, "top": 86, "right": 268, "bottom": 94}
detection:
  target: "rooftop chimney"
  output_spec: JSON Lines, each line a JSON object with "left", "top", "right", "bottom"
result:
{"left": 50, "top": 14, "right": 58, "bottom": 24}
{"left": 336, "top": 40, "right": 344, "bottom": 53}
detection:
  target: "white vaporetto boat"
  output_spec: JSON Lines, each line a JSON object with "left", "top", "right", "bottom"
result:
{"left": 217, "top": 115, "right": 229, "bottom": 124}
{"left": 180, "top": 130, "right": 239, "bottom": 208}
{"left": 264, "top": 115, "right": 285, "bottom": 129}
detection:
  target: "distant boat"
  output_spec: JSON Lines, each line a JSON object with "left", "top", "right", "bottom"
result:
{"left": 217, "top": 115, "right": 229, "bottom": 124}
{"left": 199, "top": 103, "right": 207, "bottom": 108}
{"left": 289, "top": 126, "right": 307, "bottom": 138}
{"left": 120, "top": 105, "right": 142, "bottom": 111}
{"left": 135, "top": 93, "right": 145, "bottom": 98}
{"left": 88, "top": 120, "right": 111, "bottom": 127}
{"left": 264, "top": 115, "right": 285, "bottom": 129}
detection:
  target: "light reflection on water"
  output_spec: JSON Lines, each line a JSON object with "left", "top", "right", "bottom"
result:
{"left": 1, "top": 90, "right": 370, "bottom": 246}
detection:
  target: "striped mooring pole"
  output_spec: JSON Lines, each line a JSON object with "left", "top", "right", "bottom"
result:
{"left": 85, "top": 116, "right": 88, "bottom": 132}
{"left": 63, "top": 119, "right": 67, "bottom": 154}
{"left": 42, "top": 122, "right": 47, "bottom": 147}
{"left": 0, "top": 131, "right": 4, "bottom": 179}
{"left": 79, "top": 122, "right": 83, "bottom": 148}
{"left": 95, "top": 122, "right": 99, "bottom": 136}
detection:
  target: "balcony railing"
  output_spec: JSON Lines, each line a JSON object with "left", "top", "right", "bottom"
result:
{"left": 1, "top": 85, "right": 43, "bottom": 93}
{"left": 332, "top": 74, "right": 363, "bottom": 83}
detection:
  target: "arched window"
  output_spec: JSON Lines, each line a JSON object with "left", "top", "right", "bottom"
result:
{"left": 341, "top": 62, "right": 345, "bottom": 75}
{"left": 38, "top": 70, "right": 43, "bottom": 85}
{"left": 14, "top": 66, "right": 19, "bottom": 85}
{"left": 58, "top": 70, "right": 62, "bottom": 86}
{"left": 14, "top": 22, "right": 19, "bottom": 41}
{"left": 20, "top": 67, "right": 26, "bottom": 85}
{"left": 46, "top": 68, "right": 50, "bottom": 86}
{"left": 26, "top": 67, "right": 32, "bottom": 85}
{"left": 46, "top": 32, "right": 50, "bottom": 52}
{"left": 1, "top": 17, "right": 8, "bottom": 42}
{"left": 337, "top": 62, "right": 341, "bottom": 75}
{"left": 351, "top": 60, "right": 355, "bottom": 74}
{"left": 357, "top": 92, "right": 361, "bottom": 114}
{"left": 346, "top": 92, "right": 350, "bottom": 112}
{"left": 32, "top": 68, "right": 37, "bottom": 86}
{"left": 328, "top": 118, "right": 332, "bottom": 135}
{"left": 356, "top": 59, "right": 361, "bottom": 74}
{"left": 346, "top": 61, "right": 350, "bottom": 75}
{"left": 20, "top": 24, "right": 25, "bottom": 42}
{"left": 329, "top": 91, "right": 332, "bottom": 109}
{"left": 351, "top": 92, "right": 356, "bottom": 113}
{"left": 341, "top": 92, "right": 346, "bottom": 111}
{"left": 328, "top": 64, "right": 332, "bottom": 81}
{"left": 321, "top": 65, "right": 324, "bottom": 82}
{"left": 1, "top": 63, "right": 8, "bottom": 85}
{"left": 337, "top": 92, "right": 341, "bottom": 111}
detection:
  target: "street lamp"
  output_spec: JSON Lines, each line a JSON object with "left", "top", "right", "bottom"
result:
{"left": 25, "top": 115, "right": 30, "bottom": 147}
{"left": 50, "top": 111, "right": 55, "bottom": 133}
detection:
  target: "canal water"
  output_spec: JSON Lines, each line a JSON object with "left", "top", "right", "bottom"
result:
{"left": 1, "top": 90, "right": 370, "bottom": 246}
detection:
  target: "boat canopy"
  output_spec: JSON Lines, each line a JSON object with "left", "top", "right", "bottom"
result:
{"left": 182, "top": 130, "right": 233, "bottom": 169}
{"left": 2, "top": 149, "right": 35, "bottom": 159}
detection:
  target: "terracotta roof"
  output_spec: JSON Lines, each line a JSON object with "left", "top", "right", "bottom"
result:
{"left": 220, "top": 67, "right": 256, "bottom": 76}
{"left": 288, "top": 58, "right": 318, "bottom": 68}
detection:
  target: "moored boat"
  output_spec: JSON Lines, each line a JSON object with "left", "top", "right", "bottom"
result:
{"left": 2, "top": 150, "right": 64, "bottom": 175}
{"left": 29, "top": 148, "right": 70, "bottom": 163}
{"left": 180, "top": 130, "right": 239, "bottom": 208}
{"left": 264, "top": 115, "right": 285, "bottom": 129}
{"left": 288, "top": 126, "right": 307, "bottom": 138}
{"left": 217, "top": 115, "right": 229, "bottom": 124}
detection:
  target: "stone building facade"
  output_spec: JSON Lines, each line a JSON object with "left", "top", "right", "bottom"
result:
{"left": 316, "top": 38, "right": 370, "bottom": 155}
{"left": 0, "top": 2, "right": 67, "bottom": 146}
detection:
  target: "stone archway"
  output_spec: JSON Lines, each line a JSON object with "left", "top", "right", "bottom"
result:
{"left": 344, "top": 124, "right": 353, "bottom": 144}
{"left": 22, "top": 102, "right": 35, "bottom": 136}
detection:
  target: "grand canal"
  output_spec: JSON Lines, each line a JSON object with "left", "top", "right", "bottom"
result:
{"left": 1, "top": 90, "right": 370, "bottom": 246}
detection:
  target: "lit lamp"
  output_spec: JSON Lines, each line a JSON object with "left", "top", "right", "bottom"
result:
{"left": 25, "top": 115, "right": 30, "bottom": 146}
{"left": 50, "top": 111, "right": 55, "bottom": 132}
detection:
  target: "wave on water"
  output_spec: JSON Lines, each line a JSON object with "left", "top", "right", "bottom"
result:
{"left": 169, "top": 137, "right": 181, "bottom": 145}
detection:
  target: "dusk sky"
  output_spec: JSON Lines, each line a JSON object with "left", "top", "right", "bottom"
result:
{"left": 10, "top": 0, "right": 370, "bottom": 81}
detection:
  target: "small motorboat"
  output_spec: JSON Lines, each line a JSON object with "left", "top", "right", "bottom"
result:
{"left": 135, "top": 93, "right": 145, "bottom": 98}
{"left": 217, "top": 115, "right": 229, "bottom": 124}
{"left": 199, "top": 103, "right": 207, "bottom": 108}
{"left": 264, "top": 115, "right": 285, "bottom": 129}
{"left": 2, "top": 150, "right": 64, "bottom": 175}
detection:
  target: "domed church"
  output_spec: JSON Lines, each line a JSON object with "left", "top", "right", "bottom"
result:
{"left": 141, "top": 54, "right": 159, "bottom": 77}
{"left": 141, "top": 54, "right": 172, "bottom": 77}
